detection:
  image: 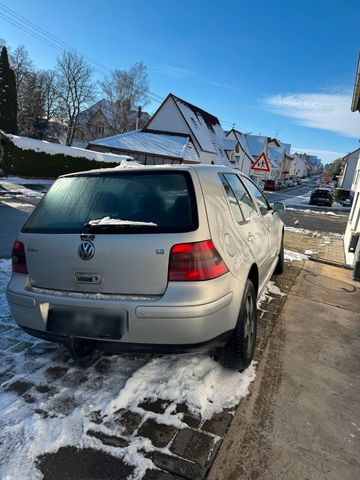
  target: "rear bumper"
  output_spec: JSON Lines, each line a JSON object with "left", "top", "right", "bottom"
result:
{"left": 20, "top": 326, "right": 232, "bottom": 354}
{"left": 310, "top": 199, "right": 332, "bottom": 206}
{"left": 6, "top": 272, "right": 240, "bottom": 347}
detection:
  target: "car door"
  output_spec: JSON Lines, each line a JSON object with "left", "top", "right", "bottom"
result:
{"left": 240, "top": 176, "right": 282, "bottom": 272}
{"left": 220, "top": 173, "right": 270, "bottom": 283}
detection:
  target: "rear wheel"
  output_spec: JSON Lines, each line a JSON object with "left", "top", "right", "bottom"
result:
{"left": 274, "top": 235, "right": 284, "bottom": 275}
{"left": 217, "top": 280, "right": 257, "bottom": 371}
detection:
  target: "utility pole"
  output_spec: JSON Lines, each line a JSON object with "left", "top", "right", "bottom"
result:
{"left": 135, "top": 106, "right": 142, "bottom": 130}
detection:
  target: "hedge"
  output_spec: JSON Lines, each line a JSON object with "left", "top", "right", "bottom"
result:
{"left": 0, "top": 136, "right": 118, "bottom": 178}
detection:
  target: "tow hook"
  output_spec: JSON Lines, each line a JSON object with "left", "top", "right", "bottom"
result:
{"left": 67, "top": 335, "right": 96, "bottom": 364}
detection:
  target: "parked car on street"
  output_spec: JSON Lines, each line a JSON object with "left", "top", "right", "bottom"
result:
{"left": 7, "top": 165, "right": 285, "bottom": 371}
{"left": 309, "top": 188, "right": 333, "bottom": 207}
{"left": 263, "top": 179, "right": 277, "bottom": 191}
{"left": 284, "top": 179, "right": 294, "bottom": 188}
{"left": 276, "top": 180, "right": 286, "bottom": 190}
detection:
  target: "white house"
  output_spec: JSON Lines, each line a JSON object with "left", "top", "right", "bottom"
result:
{"left": 144, "top": 94, "right": 235, "bottom": 165}
{"left": 87, "top": 130, "right": 200, "bottom": 165}
{"left": 245, "top": 134, "right": 288, "bottom": 181}
{"left": 289, "top": 153, "right": 309, "bottom": 178}
{"left": 226, "top": 129, "right": 253, "bottom": 175}
{"left": 337, "top": 148, "right": 360, "bottom": 191}
{"left": 73, "top": 99, "right": 150, "bottom": 148}
{"left": 344, "top": 151, "right": 360, "bottom": 266}
{"left": 344, "top": 54, "right": 360, "bottom": 271}
{"left": 88, "top": 94, "right": 236, "bottom": 166}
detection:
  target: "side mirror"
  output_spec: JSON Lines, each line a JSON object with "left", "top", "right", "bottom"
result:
{"left": 273, "top": 201, "right": 285, "bottom": 213}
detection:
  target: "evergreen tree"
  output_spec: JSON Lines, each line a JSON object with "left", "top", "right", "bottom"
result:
{"left": 0, "top": 46, "right": 18, "bottom": 134}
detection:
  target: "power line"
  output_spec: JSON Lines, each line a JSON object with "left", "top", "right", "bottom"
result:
{"left": 0, "top": 3, "right": 164, "bottom": 103}
{"left": 0, "top": 3, "right": 241, "bottom": 117}
{"left": 0, "top": 3, "right": 111, "bottom": 74}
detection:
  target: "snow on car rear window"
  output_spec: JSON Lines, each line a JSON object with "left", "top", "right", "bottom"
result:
{"left": 23, "top": 171, "right": 198, "bottom": 234}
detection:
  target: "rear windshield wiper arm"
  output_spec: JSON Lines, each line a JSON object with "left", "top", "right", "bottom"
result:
{"left": 84, "top": 222, "right": 157, "bottom": 232}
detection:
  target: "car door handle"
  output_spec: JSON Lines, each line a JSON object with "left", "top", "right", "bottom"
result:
{"left": 248, "top": 233, "right": 255, "bottom": 242}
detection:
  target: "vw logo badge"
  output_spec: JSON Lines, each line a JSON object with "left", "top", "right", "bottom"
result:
{"left": 78, "top": 240, "right": 95, "bottom": 261}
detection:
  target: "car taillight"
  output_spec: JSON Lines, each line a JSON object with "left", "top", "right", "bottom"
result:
{"left": 168, "top": 240, "right": 228, "bottom": 281}
{"left": 12, "top": 241, "right": 28, "bottom": 274}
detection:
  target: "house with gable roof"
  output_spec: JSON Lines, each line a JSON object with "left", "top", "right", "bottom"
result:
{"left": 73, "top": 99, "right": 150, "bottom": 148}
{"left": 226, "top": 129, "right": 254, "bottom": 175}
{"left": 244, "top": 134, "right": 288, "bottom": 181}
{"left": 87, "top": 93, "right": 236, "bottom": 166}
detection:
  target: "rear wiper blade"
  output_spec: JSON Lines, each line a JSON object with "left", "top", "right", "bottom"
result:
{"left": 84, "top": 221, "right": 157, "bottom": 231}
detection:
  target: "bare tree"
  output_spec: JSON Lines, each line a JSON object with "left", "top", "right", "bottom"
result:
{"left": 10, "top": 45, "right": 34, "bottom": 91}
{"left": 56, "top": 51, "right": 95, "bottom": 145}
{"left": 101, "top": 61, "right": 149, "bottom": 132}
{"left": 39, "top": 70, "right": 60, "bottom": 125}
{"left": 17, "top": 71, "right": 44, "bottom": 137}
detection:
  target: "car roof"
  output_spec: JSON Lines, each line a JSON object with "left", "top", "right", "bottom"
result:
{"left": 59, "top": 163, "right": 250, "bottom": 178}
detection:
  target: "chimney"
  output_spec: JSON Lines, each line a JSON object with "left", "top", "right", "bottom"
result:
{"left": 135, "top": 106, "right": 142, "bottom": 130}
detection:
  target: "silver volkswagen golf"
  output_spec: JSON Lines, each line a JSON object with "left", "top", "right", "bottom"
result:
{"left": 7, "top": 165, "right": 285, "bottom": 370}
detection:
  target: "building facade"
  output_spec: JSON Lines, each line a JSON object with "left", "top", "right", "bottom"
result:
{"left": 73, "top": 99, "right": 150, "bottom": 148}
{"left": 87, "top": 94, "right": 235, "bottom": 166}
{"left": 344, "top": 53, "right": 360, "bottom": 269}
{"left": 337, "top": 148, "right": 360, "bottom": 191}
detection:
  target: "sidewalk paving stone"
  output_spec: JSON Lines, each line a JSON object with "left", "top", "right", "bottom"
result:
{"left": 113, "top": 409, "right": 143, "bottom": 435}
{"left": 143, "top": 469, "right": 184, "bottom": 480}
{"left": 201, "top": 412, "right": 233, "bottom": 437}
{"left": 37, "top": 446, "right": 134, "bottom": 479}
{"left": 138, "top": 418, "right": 178, "bottom": 448}
{"left": 169, "top": 428, "right": 216, "bottom": 467}
{"left": 86, "top": 429, "right": 129, "bottom": 448}
{"left": 145, "top": 451, "right": 205, "bottom": 480}
{"left": 285, "top": 230, "right": 345, "bottom": 263}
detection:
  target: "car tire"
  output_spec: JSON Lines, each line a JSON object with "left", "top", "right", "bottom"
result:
{"left": 274, "top": 235, "right": 284, "bottom": 275}
{"left": 217, "top": 279, "right": 257, "bottom": 371}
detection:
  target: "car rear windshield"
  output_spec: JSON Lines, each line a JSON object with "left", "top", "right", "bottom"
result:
{"left": 312, "top": 189, "right": 332, "bottom": 198}
{"left": 23, "top": 171, "right": 198, "bottom": 234}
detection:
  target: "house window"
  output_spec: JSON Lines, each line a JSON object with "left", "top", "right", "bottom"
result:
{"left": 190, "top": 117, "right": 199, "bottom": 129}
{"left": 235, "top": 144, "right": 240, "bottom": 154}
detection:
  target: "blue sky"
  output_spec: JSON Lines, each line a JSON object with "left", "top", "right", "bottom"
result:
{"left": 0, "top": 0, "right": 359, "bottom": 163}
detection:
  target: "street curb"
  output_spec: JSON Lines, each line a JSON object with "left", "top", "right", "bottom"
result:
{"left": 308, "top": 256, "right": 353, "bottom": 271}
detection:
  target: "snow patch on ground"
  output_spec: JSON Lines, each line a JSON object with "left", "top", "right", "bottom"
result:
{"left": 257, "top": 280, "right": 286, "bottom": 307}
{"left": 285, "top": 207, "right": 343, "bottom": 216}
{"left": 0, "top": 200, "right": 35, "bottom": 214}
{"left": 0, "top": 181, "right": 44, "bottom": 198}
{"left": 304, "top": 249, "right": 317, "bottom": 256}
{"left": 5, "top": 132, "right": 132, "bottom": 163}
{"left": 106, "top": 356, "right": 256, "bottom": 421}
{"left": 285, "top": 226, "right": 344, "bottom": 239}
{"left": 284, "top": 249, "right": 309, "bottom": 262}
{"left": 0, "top": 176, "right": 54, "bottom": 185}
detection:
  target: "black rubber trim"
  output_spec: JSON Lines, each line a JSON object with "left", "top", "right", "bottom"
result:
{"left": 20, "top": 327, "right": 233, "bottom": 354}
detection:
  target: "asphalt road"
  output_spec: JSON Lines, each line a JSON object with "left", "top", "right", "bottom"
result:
{"left": 263, "top": 181, "right": 317, "bottom": 203}
{"left": 279, "top": 209, "right": 348, "bottom": 234}
{"left": 0, "top": 203, "right": 29, "bottom": 258}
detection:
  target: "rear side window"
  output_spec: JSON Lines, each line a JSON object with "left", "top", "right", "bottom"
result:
{"left": 23, "top": 171, "right": 198, "bottom": 234}
{"left": 220, "top": 174, "right": 258, "bottom": 222}
{"left": 241, "top": 177, "right": 271, "bottom": 216}
{"left": 219, "top": 175, "right": 245, "bottom": 223}
{"left": 312, "top": 189, "right": 332, "bottom": 198}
